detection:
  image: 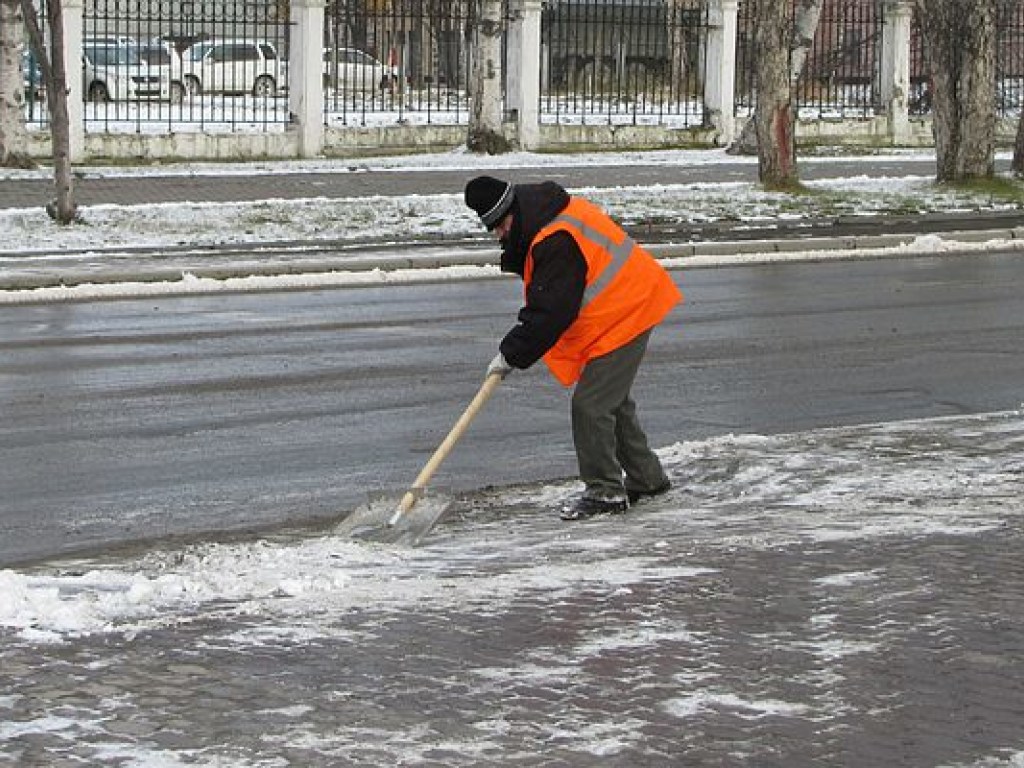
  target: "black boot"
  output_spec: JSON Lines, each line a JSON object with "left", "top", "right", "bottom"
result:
{"left": 559, "top": 494, "right": 629, "bottom": 521}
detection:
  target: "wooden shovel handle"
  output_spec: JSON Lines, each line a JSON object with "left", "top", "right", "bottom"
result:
{"left": 389, "top": 372, "right": 504, "bottom": 525}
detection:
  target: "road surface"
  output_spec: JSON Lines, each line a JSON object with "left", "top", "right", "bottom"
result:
{"left": 1, "top": 250, "right": 1022, "bottom": 566}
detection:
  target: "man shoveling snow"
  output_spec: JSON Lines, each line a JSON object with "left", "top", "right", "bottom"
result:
{"left": 464, "top": 175, "right": 682, "bottom": 520}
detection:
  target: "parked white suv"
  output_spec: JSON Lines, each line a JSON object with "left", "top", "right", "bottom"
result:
{"left": 83, "top": 39, "right": 175, "bottom": 102}
{"left": 182, "top": 39, "right": 287, "bottom": 98}
{"left": 135, "top": 38, "right": 185, "bottom": 103}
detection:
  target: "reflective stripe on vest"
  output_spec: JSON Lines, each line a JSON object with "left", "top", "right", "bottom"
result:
{"left": 549, "top": 213, "right": 636, "bottom": 308}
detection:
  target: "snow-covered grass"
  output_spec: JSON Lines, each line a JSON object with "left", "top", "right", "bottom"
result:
{"left": 2, "top": 148, "right": 1023, "bottom": 258}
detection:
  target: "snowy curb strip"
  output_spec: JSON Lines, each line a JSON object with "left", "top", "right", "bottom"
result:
{"left": 1, "top": 230, "right": 1023, "bottom": 305}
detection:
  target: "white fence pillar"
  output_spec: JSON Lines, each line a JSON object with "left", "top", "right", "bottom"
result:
{"left": 507, "top": 0, "right": 542, "bottom": 150}
{"left": 704, "top": 0, "right": 738, "bottom": 146}
{"left": 62, "top": 0, "right": 84, "bottom": 162}
{"left": 882, "top": 0, "right": 912, "bottom": 143}
{"left": 289, "top": 0, "right": 325, "bottom": 157}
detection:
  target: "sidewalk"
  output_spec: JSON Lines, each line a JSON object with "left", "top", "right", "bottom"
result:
{"left": 2, "top": 151, "right": 1024, "bottom": 293}
{"left": 3, "top": 411, "right": 1022, "bottom": 766}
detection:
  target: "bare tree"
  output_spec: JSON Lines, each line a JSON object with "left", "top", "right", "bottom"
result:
{"left": 729, "top": 0, "right": 825, "bottom": 157}
{"left": 466, "top": 0, "right": 509, "bottom": 153}
{"left": 913, "top": 0, "right": 997, "bottom": 182}
{"left": 20, "top": 0, "right": 76, "bottom": 222}
{"left": 0, "top": 0, "right": 34, "bottom": 167}
{"left": 752, "top": 0, "right": 797, "bottom": 186}
{"left": 1013, "top": 107, "right": 1024, "bottom": 176}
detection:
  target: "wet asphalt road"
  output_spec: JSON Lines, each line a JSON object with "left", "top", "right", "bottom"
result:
{"left": 1, "top": 250, "right": 1022, "bottom": 567}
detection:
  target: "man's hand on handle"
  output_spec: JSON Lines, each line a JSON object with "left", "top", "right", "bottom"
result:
{"left": 487, "top": 352, "right": 513, "bottom": 379}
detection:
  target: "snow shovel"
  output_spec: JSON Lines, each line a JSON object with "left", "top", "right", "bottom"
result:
{"left": 337, "top": 372, "right": 504, "bottom": 546}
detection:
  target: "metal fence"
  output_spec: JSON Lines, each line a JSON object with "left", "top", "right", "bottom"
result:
{"left": 20, "top": 0, "right": 1024, "bottom": 136}
{"left": 24, "top": 0, "right": 712, "bottom": 132}
{"left": 539, "top": 0, "right": 709, "bottom": 128}
{"left": 908, "top": 10, "right": 929, "bottom": 115}
{"left": 323, "top": 0, "right": 711, "bottom": 129}
{"left": 796, "top": 0, "right": 884, "bottom": 118}
{"left": 996, "top": 1, "right": 1024, "bottom": 113}
{"left": 21, "top": 0, "right": 49, "bottom": 126}
{"left": 735, "top": 0, "right": 885, "bottom": 120}
{"left": 324, "top": 0, "right": 473, "bottom": 127}
{"left": 81, "top": 0, "right": 292, "bottom": 132}
{"left": 736, "top": 0, "right": 1024, "bottom": 121}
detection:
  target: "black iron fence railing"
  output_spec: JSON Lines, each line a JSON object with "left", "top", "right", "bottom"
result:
{"left": 324, "top": 0, "right": 473, "bottom": 127}
{"left": 19, "top": 0, "right": 1024, "bottom": 134}
{"left": 540, "top": 0, "right": 709, "bottom": 128}
{"left": 796, "top": 0, "right": 884, "bottom": 118}
{"left": 736, "top": 0, "right": 884, "bottom": 119}
{"left": 996, "top": 1, "right": 1024, "bottom": 114}
{"left": 82, "top": 0, "right": 292, "bottom": 132}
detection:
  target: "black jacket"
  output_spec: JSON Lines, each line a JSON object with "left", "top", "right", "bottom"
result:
{"left": 498, "top": 181, "right": 588, "bottom": 370}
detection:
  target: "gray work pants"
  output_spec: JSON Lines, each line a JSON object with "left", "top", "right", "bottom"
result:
{"left": 571, "top": 329, "right": 669, "bottom": 499}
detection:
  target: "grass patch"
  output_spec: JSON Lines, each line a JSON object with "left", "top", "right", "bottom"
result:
{"left": 940, "top": 175, "right": 1024, "bottom": 204}
{"left": 761, "top": 178, "right": 811, "bottom": 195}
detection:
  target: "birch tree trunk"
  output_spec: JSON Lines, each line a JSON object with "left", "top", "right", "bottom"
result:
{"left": 0, "top": 0, "right": 33, "bottom": 167}
{"left": 467, "top": 0, "right": 510, "bottom": 154}
{"left": 753, "top": 0, "right": 797, "bottom": 186}
{"left": 913, "top": 0, "right": 997, "bottom": 182}
{"left": 790, "top": 0, "right": 824, "bottom": 79}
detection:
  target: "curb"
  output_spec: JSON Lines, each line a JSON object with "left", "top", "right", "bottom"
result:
{"left": 2, "top": 227, "right": 1024, "bottom": 294}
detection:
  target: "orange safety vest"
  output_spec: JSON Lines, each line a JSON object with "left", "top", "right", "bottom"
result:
{"left": 524, "top": 197, "right": 683, "bottom": 386}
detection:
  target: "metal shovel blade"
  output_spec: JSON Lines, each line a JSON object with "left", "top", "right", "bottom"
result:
{"left": 335, "top": 488, "right": 452, "bottom": 546}
{"left": 338, "top": 373, "right": 502, "bottom": 546}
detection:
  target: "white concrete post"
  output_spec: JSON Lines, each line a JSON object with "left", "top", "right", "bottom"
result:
{"left": 62, "top": 0, "right": 84, "bottom": 162}
{"left": 289, "top": 0, "right": 325, "bottom": 157}
{"left": 507, "top": 0, "right": 542, "bottom": 151}
{"left": 881, "top": 0, "right": 912, "bottom": 144}
{"left": 703, "top": 0, "right": 738, "bottom": 146}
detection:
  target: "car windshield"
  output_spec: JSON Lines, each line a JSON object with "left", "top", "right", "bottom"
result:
{"left": 86, "top": 45, "right": 143, "bottom": 66}
{"left": 186, "top": 43, "right": 213, "bottom": 61}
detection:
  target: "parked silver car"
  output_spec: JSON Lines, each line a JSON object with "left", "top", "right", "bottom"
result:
{"left": 182, "top": 39, "right": 287, "bottom": 98}
{"left": 322, "top": 47, "right": 396, "bottom": 91}
{"left": 83, "top": 40, "right": 175, "bottom": 102}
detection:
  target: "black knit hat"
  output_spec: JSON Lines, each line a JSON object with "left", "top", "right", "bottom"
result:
{"left": 464, "top": 175, "right": 515, "bottom": 230}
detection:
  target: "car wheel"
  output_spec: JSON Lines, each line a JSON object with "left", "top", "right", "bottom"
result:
{"left": 253, "top": 76, "right": 276, "bottom": 98}
{"left": 87, "top": 82, "right": 110, "bottom": 103}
